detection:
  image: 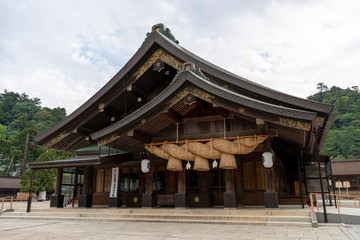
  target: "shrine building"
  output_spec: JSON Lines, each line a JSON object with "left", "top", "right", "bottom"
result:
{"left": 31, "top": 24, "right": 334, "bottom": 209}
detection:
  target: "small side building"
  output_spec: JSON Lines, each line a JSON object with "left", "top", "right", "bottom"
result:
{"left": 0, "top": 176, "right": 21, "bottom": 198}
{"left": 330, "top": 159, "right": 360, "bottom": 195}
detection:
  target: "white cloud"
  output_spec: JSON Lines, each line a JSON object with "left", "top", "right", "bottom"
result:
{"left": 1, "top": 0, "right": 360, "bottom": 114}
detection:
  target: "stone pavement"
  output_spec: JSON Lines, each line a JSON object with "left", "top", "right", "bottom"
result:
{"left": 0, "top": 219, "right": 359, "bottom": 240}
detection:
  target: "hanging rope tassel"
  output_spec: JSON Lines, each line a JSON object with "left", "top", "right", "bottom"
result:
{"left": 186, "top": 161, "right": 191, "bottom": 170}
{"left": 210, "top": 138, "right": 217, "bottom": 168}
{"left": 185, "top": 140, "right": 191, "bottom": 170}
{"left": 212, "top": 159, "right": 218, "bottom": 168}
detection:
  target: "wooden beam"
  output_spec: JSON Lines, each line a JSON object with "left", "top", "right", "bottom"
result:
{"left": 43, "top": 131, "right": 71, "bottom": 149}
{"left": 212, "top": 98, "right": 312, "bottom": 131}
{"left": 256, "top": 118, "right": 265, "bottom": 125}
{"left": 194, "top": 98, "right": 206, "bottom": 109}
{"left": 182, "top": 114, "right": 234, "bottom": 124}
{"left": 213, "top": 105, "right": 229, "bottom": 118}
{"left": 62, "top": 135, "right": 87, "bottom": 151}
{"left": 98, "top": 103, "right": 116, "bottom": 119}
{"left": 273, "top": 125, "right": 305, "bottom": 146}
{"left": 318, "top": 113, "right": 336, "bottom": 151}
{"left": 165, "top": 109, "right": 183, "bottom": 123}
{"left": 308, "top": 120, "right": 323, "bottom": 154}
{"left": 126, "top": 84, "right": 146, "bottom": 98}
{"left": 276, "top": 117, "right": 311, "bottom": 131}
{"left": 127, "top": 129, "right": 152, "bottom": 143}
{"left": 98, "top": 133, "right": 121, "bottom": 147}
{"left": 256, "top": 118, "right": 268, "bottom": 134}
{"left": 74, "top": 127, "right": 94, "bottom": 136}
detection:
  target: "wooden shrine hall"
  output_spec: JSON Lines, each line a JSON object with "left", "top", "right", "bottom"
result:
{"left": 32, "top": 24, "right": 334, "bottom": 209}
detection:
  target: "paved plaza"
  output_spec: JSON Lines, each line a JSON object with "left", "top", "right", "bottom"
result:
{"left": 0, "top": 219, "right": 359, "bottom": 240}
{"left": 1, "top": 201, "right": 360, "bottom": 239}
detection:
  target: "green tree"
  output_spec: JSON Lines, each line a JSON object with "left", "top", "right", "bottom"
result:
{"left": 308, "top": 83, "right": 360, "bottom": 159}
{"left": 20, "top": 149, "right": 73, "bottom": 192}
{"left": 316, "top": 82, "right": 329, "bottom": 92}
{"left": 0, "top": 89, "right": 67, "bottom": 176}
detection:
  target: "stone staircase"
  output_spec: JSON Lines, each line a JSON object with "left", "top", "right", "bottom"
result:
{"left": 0, "top": 208, "right": 312, "bottom": 226}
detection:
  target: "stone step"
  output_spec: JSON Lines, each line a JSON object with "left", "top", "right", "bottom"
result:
{"left": 0, "top": 215, "right": 312, "bottom": 227}
{"left": 114, "top": 214, "right": 310, "bottom": 223}
{"left": 3, "top": 207, "right": 311, "bottom": 227}
{"left": 13, "top": 208, "right": 311, "bottom": 216}
{"left": 2, "top": 211, "right": 310, "bottom": 222}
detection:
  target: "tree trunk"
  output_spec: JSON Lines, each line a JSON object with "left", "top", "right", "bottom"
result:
{"left": 5, "top": 155, "right": 15, "bottom": 176}
{"left": 21, "top": 132, "right": 30, "bottom": 175}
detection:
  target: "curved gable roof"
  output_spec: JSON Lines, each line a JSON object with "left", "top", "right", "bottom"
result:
{"left": 91, "top": 69, "right": 317, "bottom": 141}
{"left": 35, "top": 24, "right": 332, "bottom": 146}
{"left": 152, "top": 31, "right": 333, "bottom": 114}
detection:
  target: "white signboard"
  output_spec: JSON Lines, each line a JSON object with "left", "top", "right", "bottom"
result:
{"left": 335, "top": 181, "right": 343, "bottom": 188}
{"left": 343, "top": 181, "right": 351, "bottom": 188}
{"left": 110, "top": 167, "right": 119, "bottom": 198}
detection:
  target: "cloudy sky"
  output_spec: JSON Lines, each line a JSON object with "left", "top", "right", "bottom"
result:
{"left": 1, "top": 0, "right": 359, "bottom": 114}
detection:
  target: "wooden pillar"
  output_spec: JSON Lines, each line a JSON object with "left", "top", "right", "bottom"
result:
{"left": 263, "top": 138, "right": 279, "bottom": 208}
{"left": 55, "top": 168, "right": 63, "bottom": 195}
{"left": 92, "top": 167, "right": 97, "bottom": 194}
{"left": 138, "top": 170, "right": 145, "bottom": 193}
{"left": 117, "top": 169, "right": 122, "bottom": 196}
{"left": 225, "top": 169, "right": 235, "bottom": 192}
{"left": 166, "top": 171, "right": 177, "bottom": 194}
{"left": 82, "top": 167, "right": 90, "bottom": 195}
{"left": 224, "top": 169, "right": 237, "bottom": 208}
{"left": 234, "top": 158, "right": 243, "bottom": 205}
{"left": 79, "top": 167, "right": 92, "bottom": 208}
{"left": 178, "top": 168, "right": 186, "bottom": 194}
{"left": 296, "top": 151, "right": 305, "bottom": 209}
{"left": 142, "top": 165, "right": 155, "bottom": 208}
{"left": 175, "top": 166, "right": 186, "bottom": 208}
{"left": 50, "top": 168, "right": 64, "bottom": 208}
{"left": 265, "top": 167, "right": 276, "bottom": 192}
{"left": 145, "top": 167, "right": 154, "bottom": 194}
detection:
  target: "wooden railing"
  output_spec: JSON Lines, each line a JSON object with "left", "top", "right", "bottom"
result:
{"left": 310, "top": 192, "right": 360, "bottom": 220}
{"left": 0, "top": 196, "right": 14, "bottom": 211}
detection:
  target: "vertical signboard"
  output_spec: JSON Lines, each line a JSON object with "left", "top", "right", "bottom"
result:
{"left": 110, "top": 167, "right": 119, "bottom": 198}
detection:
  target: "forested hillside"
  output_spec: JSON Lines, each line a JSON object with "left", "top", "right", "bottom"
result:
{"left": 308, "top": 83, "right": 360, "bottom": 159}
{"left": 0, "top": 90, "right": 72, "bottom": 177}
